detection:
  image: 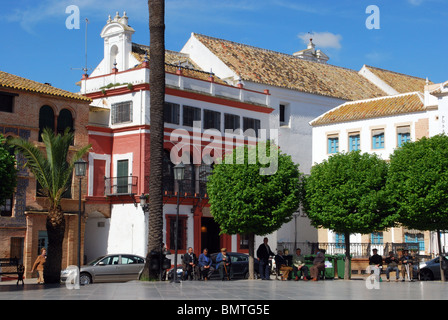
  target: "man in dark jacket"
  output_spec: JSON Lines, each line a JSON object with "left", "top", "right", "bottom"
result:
{"left": 257, "top": 237, "right": 275, "bottom": 280}
{"left": 183, "top": 247, "right": 198, "bottom": 280}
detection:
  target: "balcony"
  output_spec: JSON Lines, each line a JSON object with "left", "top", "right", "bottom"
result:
{"left": 162, "top": 177, "right": 208, "bottom": 198}
{"left": 105, "top": 176, "right": 138, "bottom": 196}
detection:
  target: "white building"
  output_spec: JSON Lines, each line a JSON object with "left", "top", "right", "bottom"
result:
{"left": 310, "top": 80, "right": 448, "bottom": 256}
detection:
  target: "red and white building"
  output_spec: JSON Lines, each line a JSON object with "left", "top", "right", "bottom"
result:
{"left": 81, "top": 13, "right": 273, "bottom": 262}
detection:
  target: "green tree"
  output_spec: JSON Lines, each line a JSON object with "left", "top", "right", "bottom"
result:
{"left": 0, "top": 134, "right": 17, "bottom": 208}
{"left": 140, "top": 0, "right": 166, "bottom": 281}
{"left": 387, "top": 134, "right": 448, "bottom": 281}
{"left": 207, "top": 142, "right": 301, "bottom": 279}
{"left": 9, "top": 128, "right": 90, "bottom": 283}
{"left": 302, "top": 151, "right": 394, "bottom": 279}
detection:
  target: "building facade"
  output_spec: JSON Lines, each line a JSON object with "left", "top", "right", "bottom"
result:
{"left": 0, "top": 70, "right": 91, "bottom": 279}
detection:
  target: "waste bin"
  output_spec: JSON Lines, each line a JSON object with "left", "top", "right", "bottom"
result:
{"left": 324, "top": 255, "right": 335, "bottom": 279}
{"left": 335, "top": 254, "right": 351, "bottom": 279}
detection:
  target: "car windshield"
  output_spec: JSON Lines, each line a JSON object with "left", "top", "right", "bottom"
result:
{"left": 87, "top": 256, "right": 106, "bottom": 266}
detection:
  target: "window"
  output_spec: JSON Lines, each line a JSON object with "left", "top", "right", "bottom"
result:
{"left": 328, "top": 135, "right": 339, "bottom": 154}
{"left": 0, "top": 92, "right": 17, "bottom": 113}
{"left": 349, "top": 133, "right": 360, "bottom": 151}
{"left": 204, "top": 109, "right": 221, "bottom": 131}
{"left": 168, "top": 215, "right": 187, "bottom": 251}
{"left": 279, "top": 104, "right": 289, "bottom": 126}
{"left": 164, "top": 102, "right": 180, "bottom": 125}
{"left": 0, "top": 197, "right": 13, "bottom": 217}
{"left": 335, "top": 233, "right": 345, "bottom": 249}
{"left": 37, "top": 231, "right": 48, "bottom": 255}
{"left": 116, "top": 159, "right": 129, "bottom": 194}
{"left": 405, "top": 232, "right": 425, "bottom": 252}
{"left": 224, "top": 113, "right": 240, "bottom": 131}
{"left": 57, "top": 109, "right": 74, "bottom": 135}
{"left": 39, "top": 105, "right": 55, "bottom": 142}
{"left": 243, "top": 117, "right": 261, "bottom": 137}
{"left": 111, "top": 101, "right": 133, "bottom": 124}
{"left": 397, "top": 126, "right": 411, "bottom": 147}
{"left": 371, "top": 232, "right": 383, "bottom": 245}
{"left": 372, "top": 129, "right": 385, "bottom": 149}
{"left": 183, "top": 105, "right": 201, "bottom": 127}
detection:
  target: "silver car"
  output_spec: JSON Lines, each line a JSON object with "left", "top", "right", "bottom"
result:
{"left": 414, "top": 256, "right": 448, "bottom": 281}
{"left": 61, "top": 254, "right": 145, "bottom": 285}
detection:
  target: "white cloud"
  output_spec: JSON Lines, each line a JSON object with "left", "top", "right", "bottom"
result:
{"left": 298, "top": 32, "right": 342, "bottom": 49}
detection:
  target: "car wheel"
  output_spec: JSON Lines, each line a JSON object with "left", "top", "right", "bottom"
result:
{"left": 419, "top": 269, "right": 433, "bottom": 281}
{"left": 80, "top": 272, "right": 92, "bottom": 285}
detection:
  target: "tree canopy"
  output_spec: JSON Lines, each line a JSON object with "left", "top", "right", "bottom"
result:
{"left": 386, "top": 134, "right": 448, "bottom": 232}
{"left": 207, "top": 142, "right": 301, "bottom": 236}
{"left": 0, "top": 134, "right": 17, "bottom": 207}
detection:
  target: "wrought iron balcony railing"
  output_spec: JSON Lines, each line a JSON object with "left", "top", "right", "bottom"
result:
{"left": 105, "top": 176, "right": 138, "bottom": 196}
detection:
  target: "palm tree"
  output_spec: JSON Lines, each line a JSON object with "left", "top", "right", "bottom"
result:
{"left": 140, "top": 0, "right": 166, "bottom": 280}
{"left": 9, "top": 128, "right": 90, "bottom": 283}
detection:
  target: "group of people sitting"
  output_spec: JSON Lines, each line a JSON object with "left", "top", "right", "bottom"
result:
{"left": 182, "top": 247, "right": 231, "bottom": 281}
{"left": 368, "top": 248, "right": 415, "bottom": 282}
{"left": 257, "top": 237, "right": 326, "bottom": 281}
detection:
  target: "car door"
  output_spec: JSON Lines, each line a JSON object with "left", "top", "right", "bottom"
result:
{"left": 94, "top": 255, "right": 121, "bottom": 282}
{"left": 119, "top": 255, "right": 145, "bottom": 281}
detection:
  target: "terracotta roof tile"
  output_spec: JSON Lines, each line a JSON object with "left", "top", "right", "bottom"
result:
{"left": 0, "top": 70, "right": 91, "bottom": 102}
{"left": 193, "top": 34, "right": 387, "bottom": 101}
{"left": 364, "top": 65, "right": 431, "bottom": 93}
{"left": 310, "top": 92, "right": 425, "bottom": 126}
{"left": 132, "top": 43, "right": 227, "bottom": 84}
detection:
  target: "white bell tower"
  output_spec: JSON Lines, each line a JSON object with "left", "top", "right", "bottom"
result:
{"left": 99, "top": 12, "right": 136, "bottom": 75}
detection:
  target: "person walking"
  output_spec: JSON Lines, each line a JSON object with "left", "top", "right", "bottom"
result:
{"left": 31, "top": 248, "right": 46, "bottom": 284}
{"left": 257, "top": 237, "right": 275, "bottom": 280}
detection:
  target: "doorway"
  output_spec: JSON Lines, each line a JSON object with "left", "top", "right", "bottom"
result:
{"left": 201, "top": 217, "right": 221, "bottom": 254}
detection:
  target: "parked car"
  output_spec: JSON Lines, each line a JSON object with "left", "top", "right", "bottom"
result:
{"left": 61, "top": 254, "right": 145, "bottom": 285}
{"left": 167, "top": 252, "right": 260, "bottom": 280}
{"left": 414, "top": 256, "right": 448, "bottom": 281}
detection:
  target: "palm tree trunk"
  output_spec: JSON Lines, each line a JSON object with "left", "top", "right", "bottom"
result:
{"left": 44, "top": 205, "right": 66, "bottom": 283}
{"left": 141, "top": 0, "right": 165, "bottom": 280}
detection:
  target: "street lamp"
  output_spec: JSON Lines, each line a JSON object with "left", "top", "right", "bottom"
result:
{"left": 171, "top": 162, "right": 185, "bottom": 283}
{"left": 74, "top": 158, "right": 87, "bottom": 285}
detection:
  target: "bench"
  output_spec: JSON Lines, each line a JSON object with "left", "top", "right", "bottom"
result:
{"left": 0, "top": 258, "right": 23, "bottom": 284}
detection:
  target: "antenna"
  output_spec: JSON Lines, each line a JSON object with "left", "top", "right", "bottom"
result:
{"left": 71, "top": 18, "right": 92, "bottom": 94}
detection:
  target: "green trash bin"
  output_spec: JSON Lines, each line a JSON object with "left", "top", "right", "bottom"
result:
{"left": 324, "top": 255, "right": 335, "bottom": 279}
{"left": 335, "top": 254, "right": 351, "bottom": 279}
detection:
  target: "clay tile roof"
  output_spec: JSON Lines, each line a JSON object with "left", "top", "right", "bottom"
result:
{"left": 0, "top": 70, "right": 91, "bottom": 102}
{"left": 193, "top": 33, "right": 387, "bottom": 101}
{"left": 310, "top": 92, "right": 425, "bottom": 126}
{"left": 132, "top": 43, "right": 227, "bottom": 84}
{"left": 364, "top": 65, "right": 431, "bottom": 93}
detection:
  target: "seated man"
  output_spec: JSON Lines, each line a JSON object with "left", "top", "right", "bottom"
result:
{"left": 183, "top": 247, "right": 198, "bottom": 280}
{"left": 274, "top": 250, "right": 293, "bottom": 280}
{"left": 310, "top": 249, "right": 326, "bottom": 281}
{"left": 384, "top": 251, "right": 400, "bottom": 282}
{"left": 198, "top": 248, "right": 215, "bottom": 281}
{"left": 400, "top": 249, "right": 414, "bottom": 281}
{"left": 292, "top": 248, "right": 309, "bottom": 281}
{"left": 216, "top": 248, "right": 233, "bottom": 280}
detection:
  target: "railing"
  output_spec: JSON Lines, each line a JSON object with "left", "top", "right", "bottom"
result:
{"left": 276, "top": 242, "right": 421, "bottom": 258}
{"left": 162, "top": 177, "right": 208, "bottom": 198}
{"left": 104, "top": 176, "right": 138, "bottom": 196}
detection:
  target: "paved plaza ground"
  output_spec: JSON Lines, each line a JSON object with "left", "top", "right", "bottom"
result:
{"left": 1, "top": 276, "right": 446, "bottom": 318}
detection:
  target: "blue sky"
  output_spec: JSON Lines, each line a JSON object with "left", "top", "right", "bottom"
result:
{"left": 1, "top": 0, "right": 447, "bottom": 93}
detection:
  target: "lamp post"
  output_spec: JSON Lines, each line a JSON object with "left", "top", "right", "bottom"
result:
{"left": 171, "top": 162, "right": 185, "bottom": 283}
{"left": 74, "top": 159, "right": 87, "bottom": 285}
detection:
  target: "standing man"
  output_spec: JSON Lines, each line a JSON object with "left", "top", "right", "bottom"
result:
{"left": 257, "top": 237, "right": 275, "bottom": 280}
{"left": 183, "top": 247, "right": 197, "bottom": 280}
